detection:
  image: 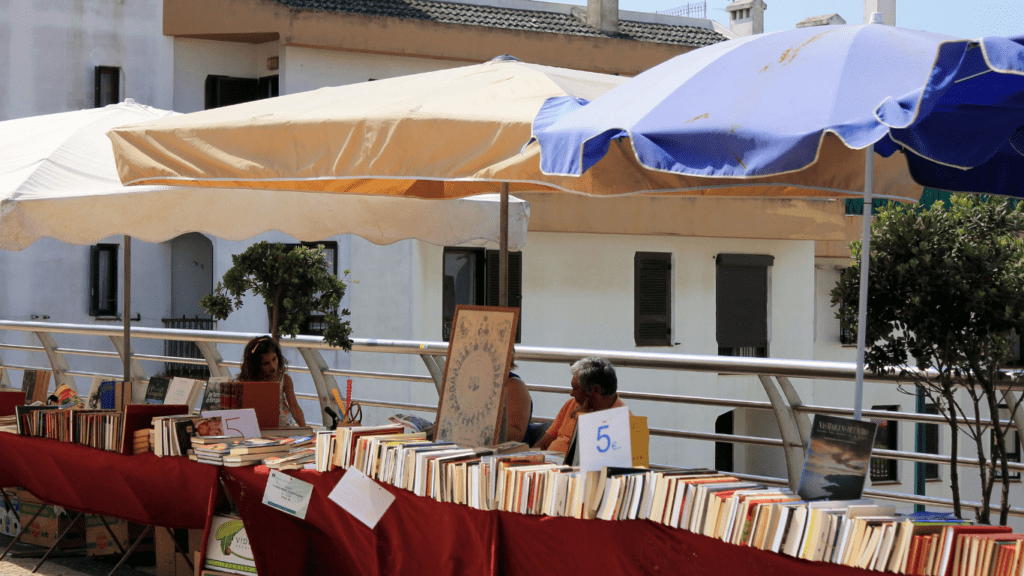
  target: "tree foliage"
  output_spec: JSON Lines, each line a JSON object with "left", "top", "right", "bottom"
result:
{"left": 831, "top": 194, "right": 1024, "bottom": 525}
{"left": 201, "top": 241, "right": 353, "bottom": 350}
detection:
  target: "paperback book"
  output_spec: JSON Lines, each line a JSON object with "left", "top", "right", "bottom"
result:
{"left": 797, "top": 414, "right": 877, "bottom": 501}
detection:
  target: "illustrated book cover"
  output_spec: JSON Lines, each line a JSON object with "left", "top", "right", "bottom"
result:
{"left": 797, "top": 414, "right": 878, "bottom": 501}
{"left": 434, "top": 305, "right": 519, "bottom": 447}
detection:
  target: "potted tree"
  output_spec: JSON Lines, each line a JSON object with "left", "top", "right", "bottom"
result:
{"left": 201, "top": 241, "right": 353, "bottom": 350}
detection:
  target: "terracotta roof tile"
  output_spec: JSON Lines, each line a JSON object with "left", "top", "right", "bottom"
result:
{"left": 275, "top": 0, "right": 727, "bottom": 47}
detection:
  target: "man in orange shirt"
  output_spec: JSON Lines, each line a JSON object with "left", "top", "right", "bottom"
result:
{"left": 532, "top": 357, "right": 625, "bottom": 453}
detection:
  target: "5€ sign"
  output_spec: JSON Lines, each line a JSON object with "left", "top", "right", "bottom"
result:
{"left": 577, "top": 405, "right": 632, "bottom": 473}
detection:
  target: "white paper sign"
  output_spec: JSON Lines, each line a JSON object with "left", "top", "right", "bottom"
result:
{"left": 576, "top": 405, "right": 632, "bottom": 473}
{"left": 201, "top": 408, "right": 261, "bottom": 438}
{"left": 328, "top": 467, "right": 396, "bottom": 530}
{"left": 262, "top": 470, "right": 314, "bottom": 520}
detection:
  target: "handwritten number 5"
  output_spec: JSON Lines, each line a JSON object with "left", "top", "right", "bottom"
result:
{"left": 596, "top": 425, "right": 610, "bottom": 453}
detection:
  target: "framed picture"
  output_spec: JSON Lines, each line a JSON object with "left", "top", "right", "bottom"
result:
{"left": 434, "top": 305, "right": 519, "bottom": 447}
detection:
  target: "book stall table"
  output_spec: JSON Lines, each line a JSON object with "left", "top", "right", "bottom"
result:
{"left": 222, "top": 466, "right": 884, "bottom": 576}
{"left": 0, "top": 432, "right": 222, "bottom": 573}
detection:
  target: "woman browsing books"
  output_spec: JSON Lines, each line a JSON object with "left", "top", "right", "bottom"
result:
{"left": 239, "top": 336, "right": 306, "bottom": 427}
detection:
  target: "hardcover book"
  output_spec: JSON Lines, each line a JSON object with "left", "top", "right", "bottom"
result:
{"left": 20, "top": 369, "right": 52, "bottom": 405}
{"left": 797, "top": 414, "right": 877, "bottom": 501}
{"left": 221, "top": 382, "right": 279, "bottom": 429}
{"left": 144, "top": 377, "right": 171, "bottom": 405}
{"left": 98, "top": 381, "right": 132, "bottom": 411}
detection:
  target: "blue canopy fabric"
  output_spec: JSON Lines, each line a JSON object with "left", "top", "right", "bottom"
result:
{"left": 533, "top": 24, "right": 1024, "bottom": 198}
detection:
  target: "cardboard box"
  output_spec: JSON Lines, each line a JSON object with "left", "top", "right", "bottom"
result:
{"left": 85, "top": 514, "right": 130, "bottom": 556}
{"left": 157, "top": 526, "right": 204, "bottom": 576}
{"left": 15, "top": 492, "right": 85, "bottom": 549}
{"left": 203, "top": 515, "right": 256, "bottom": 576}
{"left": 1, "top": 489, "right": 19, "bottom": 537}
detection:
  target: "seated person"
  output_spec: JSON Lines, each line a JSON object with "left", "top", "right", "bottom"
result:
{"left": 506, "top": 366, "right": 532, "bottom": 443}
{"left": 532, "top": 357, "right": 624, "bottom": 453}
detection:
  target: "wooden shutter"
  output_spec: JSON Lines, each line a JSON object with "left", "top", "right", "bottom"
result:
{"left": 716, "top": 254, "right": 773, "bottom": 349}
{"left": 634, "top": 252, "right": 672, "bottom": 346}
{"left": 485, "top": 250, "right": 522, "bottom": 343}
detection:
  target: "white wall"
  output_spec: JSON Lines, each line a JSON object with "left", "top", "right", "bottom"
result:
{"left": 280, "top": 46, "right": 461, "bottom": 95}
{"left": 0, "top": 0, "right": 173, "bottom": 120}
{"left": 0, "top": 236, "right": 172, "bottom": 391}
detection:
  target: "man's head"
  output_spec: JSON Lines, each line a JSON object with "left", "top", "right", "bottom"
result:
{"left": 569, "top": 357, "right": 617, "bottom": 409}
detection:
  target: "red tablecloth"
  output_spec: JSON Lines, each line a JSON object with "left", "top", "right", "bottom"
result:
{"left": 223, "top": 467, "right": 882, "bottom": 576}
{"left": 0, "top": 432, "right": 220, "bottom": 529}
{"left": 222, "top": 467, "right": 498, "bottom": 576}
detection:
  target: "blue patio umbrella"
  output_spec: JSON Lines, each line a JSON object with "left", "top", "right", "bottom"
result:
{"left": 530, "top": 21, "right": 1024, "bottom": 419}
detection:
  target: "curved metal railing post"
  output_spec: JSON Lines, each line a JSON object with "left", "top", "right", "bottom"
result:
{"left": 297, "top": 347, "right": 343, "bottom": 423}
{"left": 419, "top": 354, "right": 445, "bottom": 395}
{"left": 756, "top": 374, "right": 806, "bottom": 491}
{"left": 33, "top": 331, "right": 75, "bottom": 390}
{"left": 195, "top": 340, "right": 231, "bottom": 379}
{"left": 774, "top": 375, "right": 812, "bottom": 445}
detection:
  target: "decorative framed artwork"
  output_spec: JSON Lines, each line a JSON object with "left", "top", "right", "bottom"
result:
{"left": 434, "top": 305, "right": 520, "bottom": 447}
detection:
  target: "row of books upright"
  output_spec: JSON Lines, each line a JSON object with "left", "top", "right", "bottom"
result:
{"left": 312, "top": 425, "right": 1024, "bottom": 576}
{"left": 18, "top": 407, "right": 124, "bottom": 452}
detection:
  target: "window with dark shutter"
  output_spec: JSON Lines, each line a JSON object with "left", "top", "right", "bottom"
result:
{"left": 94, "top": 66, "right": 120, "bottom": 108}
{"left": 441, "top": 248, "right": 522, "bottom": 342}
{"left": 634, "top": 252, "right": 672, "bottom": 346}
{"left": 204, "top": 75, "right": 261, "bottom": 109}
{"left": 89, "top": 244, "right": 118, "bottom": 316}
{"left": 716, "top": 254, "right": 773, "bottom": 357}
{"left": 870, "top": 405, "right": 899, "bottom": 483}
{"left": 485, "top": 250, "right": 522, "bottom": 343}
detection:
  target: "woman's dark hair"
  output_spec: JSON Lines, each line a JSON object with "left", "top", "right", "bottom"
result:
{"left": 239, "top": 335, "right": 288, "bottom": 381}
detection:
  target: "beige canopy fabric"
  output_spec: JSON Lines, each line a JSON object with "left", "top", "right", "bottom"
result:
{"left": 0, "top": 101, "right": 530, "bottom": 251}
{"left": 107, "top": 58, "right": 921, "bottom": 203}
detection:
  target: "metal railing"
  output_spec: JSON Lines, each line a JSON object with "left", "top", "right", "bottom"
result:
{"left": 1, "top": 319, "right": 1023, "bottom": 520}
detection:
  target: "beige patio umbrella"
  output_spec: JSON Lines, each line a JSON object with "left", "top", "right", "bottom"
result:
{"left": 1, "top": 100, "right": 531, "bottom": 384}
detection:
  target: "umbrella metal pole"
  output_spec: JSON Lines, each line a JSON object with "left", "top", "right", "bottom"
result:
{"left": 853, "top": 149, "right": 875, "bottom": 421}
{"left": 123, "top": 235, "right": 131, "bottom": 383}
{"left": 499, "top": 183, "right": 509, "bottom": 307}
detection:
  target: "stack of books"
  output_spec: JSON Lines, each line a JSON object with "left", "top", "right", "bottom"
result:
{"left": 221, "top": 436, "right": 313, "bottom": 467}
{"left": 191, "top": 437, "right": 243, "bottom": 466}
{"left": 263, "top": 437, "right": 316, "bottom": 470}
{"left": 132, "top": 428, "right": 152, "bottom": 454}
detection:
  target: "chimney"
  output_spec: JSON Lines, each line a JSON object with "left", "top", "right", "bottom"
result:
{"left": 726, "top": 0, "right": 767, "bottom": 37}
{"left": 863, "top": 0, "right": 895, "bottom": 25}
{"left": 588, "top": 0, "right": 618, "bottom": 35}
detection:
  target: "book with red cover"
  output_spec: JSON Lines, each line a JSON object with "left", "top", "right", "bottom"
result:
{"left": 119, "top": 404, "right": 189, "bottom": 454}
{"left": 225, "top": 382, "right": 279, "bottom": 430}
{"left": 940, "top": 524, "right": 1012, "bottom": 576}
{"left": 0, "top": 389, "right": 26, "bottom": 417}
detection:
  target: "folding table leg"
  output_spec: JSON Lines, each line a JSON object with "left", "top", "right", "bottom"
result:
{"left": 105, "top": 525, "right": 152, "bottom": 576}
{"left": 163, "top": 527, "right": 194, "bottom": 573}
{"left": 0, "top": 502, "right": 46, "bottom": 561}
{"left": 31, "top": 510, "right": 84, "bottom": 573}
{"left": 98, "top": 515, "right": 128, "bottom": 556}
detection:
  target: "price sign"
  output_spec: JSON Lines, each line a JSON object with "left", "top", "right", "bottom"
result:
{"left": 576, "top": 405, "right": 632, "bottom": 473}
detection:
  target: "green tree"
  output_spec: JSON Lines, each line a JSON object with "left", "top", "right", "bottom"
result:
{"left": 831, "top": 195, "right": 1024, "bottom": 525}
{"left": 201, "top": 241, "right": 353, "bottom": 350}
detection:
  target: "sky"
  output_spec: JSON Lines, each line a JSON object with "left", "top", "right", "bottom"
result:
{"left": 561, "top": 0, "right": 1024, "bottom": 39}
